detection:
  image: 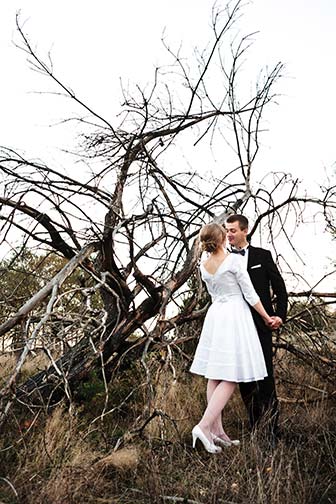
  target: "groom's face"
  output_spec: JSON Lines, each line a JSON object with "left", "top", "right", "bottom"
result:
{"left": 225, "top": 221, "right": 248, "bottom": 248}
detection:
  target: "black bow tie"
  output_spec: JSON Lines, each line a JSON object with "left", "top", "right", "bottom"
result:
{"left": 230, "top": 248, "right": 246, "bottom": 256}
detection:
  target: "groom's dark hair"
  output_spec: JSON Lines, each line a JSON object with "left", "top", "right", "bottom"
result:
{"left": 226, "top": 214, "right": 249, "bottom": 230}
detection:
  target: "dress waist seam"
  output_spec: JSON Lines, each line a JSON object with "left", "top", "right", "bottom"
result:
{"left": 212, "top": 294, "right": 241, "bottom": 303}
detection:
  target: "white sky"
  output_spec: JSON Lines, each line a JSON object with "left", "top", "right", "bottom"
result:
{"left": 0, "top": 0, "right": 335, "bottom": 292}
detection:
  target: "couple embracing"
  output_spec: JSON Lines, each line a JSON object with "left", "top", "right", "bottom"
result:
{"left": 190, "top": 214, "right": 288, "bottom": 453}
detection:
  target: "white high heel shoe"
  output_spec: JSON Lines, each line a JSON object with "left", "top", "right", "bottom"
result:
{"left": 211, "top": 433, "right": 240, "bottom": 447}
{"left": 192, "top": 426, "right": 222, "bottom": 453}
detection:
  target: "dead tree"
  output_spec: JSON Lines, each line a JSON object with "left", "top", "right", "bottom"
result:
{"left": 0, "top": 1, "right": 335, "bottom": 422}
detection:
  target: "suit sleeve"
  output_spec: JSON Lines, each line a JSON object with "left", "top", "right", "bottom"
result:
{"left": 234, "top": 259, "right": 260, "bottom": 306}
{"left": 264, "top": 250, "right": 288, "bottom": 322}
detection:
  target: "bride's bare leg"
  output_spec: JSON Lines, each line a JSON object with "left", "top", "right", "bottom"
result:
{"left": 198, "top": 380, "right": 236, "bottom": 441}
{"left": 207, "top": 379, "right": 225, "bottom": 436}
{"left": 206, "top": 380, "right": 234, "bottom": 440}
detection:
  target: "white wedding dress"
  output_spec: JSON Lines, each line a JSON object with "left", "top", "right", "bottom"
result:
{"left": 190, "top": 253, "right": 268, "bottom": 382}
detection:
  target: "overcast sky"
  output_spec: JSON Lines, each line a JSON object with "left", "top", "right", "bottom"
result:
{"left": 0, "top": 0, "right": 335, "bottom": 290}
{"left": 1, "top": 0, "right": 335, "bottom": 171}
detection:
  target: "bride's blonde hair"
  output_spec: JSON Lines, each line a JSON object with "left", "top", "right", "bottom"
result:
{"left": 199, "top": 223, "right": 226, "bottom": 253}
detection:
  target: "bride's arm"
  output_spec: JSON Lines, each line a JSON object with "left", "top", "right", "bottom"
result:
{"left": 251, "top": 300, "right": 273, "bottom": 325}
{"left": 233, "top": 259, "right": 273, "bottom": 325}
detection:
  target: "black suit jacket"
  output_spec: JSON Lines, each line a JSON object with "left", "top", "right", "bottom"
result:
{"left": 247, "top": 245, "right": 288, "bottom": 334}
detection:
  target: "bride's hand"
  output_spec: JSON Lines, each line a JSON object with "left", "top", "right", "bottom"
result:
{"left": 266, "top": 316, "right": 280, "bottom": 329}
{"left": 264, "top": 316, "right": 275, "bottom": 328}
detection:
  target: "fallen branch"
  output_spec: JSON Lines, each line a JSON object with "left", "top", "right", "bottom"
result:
{"left": 0, "top": 242, "right": 98, "bottom": 338}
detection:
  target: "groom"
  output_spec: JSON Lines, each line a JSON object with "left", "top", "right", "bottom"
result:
{"left": 225, "top": 214, "right": 288, "bottom": 443}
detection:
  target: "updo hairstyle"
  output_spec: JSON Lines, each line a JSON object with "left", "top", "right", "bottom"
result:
{"left": 199, "top": 223, "right": 226, "bottom": 253}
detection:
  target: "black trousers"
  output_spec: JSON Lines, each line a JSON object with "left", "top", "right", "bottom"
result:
{"left": 239, "top": 327, "right": 279, "bottom": 437}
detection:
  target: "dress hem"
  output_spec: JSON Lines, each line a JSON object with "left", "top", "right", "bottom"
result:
{"left": 190, "top": 370, "right": 268, "bottom": 383}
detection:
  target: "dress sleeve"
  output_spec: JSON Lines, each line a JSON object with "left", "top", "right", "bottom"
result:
{"left": 199, "top": 262, "right": 210, "bottom": 285}
{"left": 199, "top": 262, "right": 206, "bottom": 281}
{"left": 233, "top": 258, "right": 260, "bottom": 306}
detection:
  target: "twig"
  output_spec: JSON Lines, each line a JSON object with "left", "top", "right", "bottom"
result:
{"left": 0, "top": 477, "right": 18, "bottom": 498}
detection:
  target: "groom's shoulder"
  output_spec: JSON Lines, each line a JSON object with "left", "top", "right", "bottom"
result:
{"left": 249, "top": 245, "right": 272, "bottom": 257}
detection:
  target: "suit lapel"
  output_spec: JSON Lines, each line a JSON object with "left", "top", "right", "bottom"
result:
{"left": 247, "top": 245, "right": 257, "bottom": 269}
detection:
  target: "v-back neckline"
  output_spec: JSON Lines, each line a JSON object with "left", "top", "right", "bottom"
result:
{"left": 201, "top": 255, "right": 229, "bottom": 276}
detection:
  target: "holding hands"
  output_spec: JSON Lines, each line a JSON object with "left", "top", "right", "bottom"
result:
{"left": 253, "top": 301, "right": 283, "bottom": 331}
{"left": 265, "top": 316, "right": 283, "bottom": 330}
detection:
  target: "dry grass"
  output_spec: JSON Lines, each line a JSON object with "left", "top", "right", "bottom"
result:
{"left": 0, "top": 351, "right": 50, "bottom": 389}
{"left": 0, "top": 350, "right": 335, "bottom": 504}
{"left": 95, "top": 447, "right": 139, "bottom": 470}
{"left": 0, "top": 354, "right": 16, "bottom": 386}
{"left": 21, "top": 351, "right": 50, "bottom": 377}
{"left": 146, "top": 368, "right": 206, "bottom": 440}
